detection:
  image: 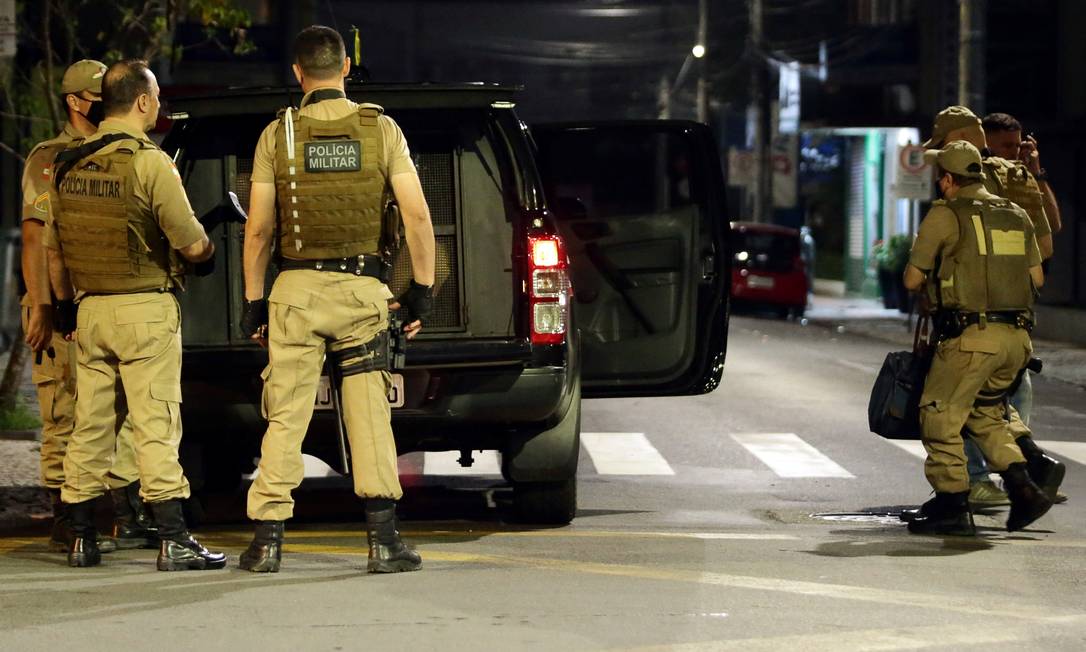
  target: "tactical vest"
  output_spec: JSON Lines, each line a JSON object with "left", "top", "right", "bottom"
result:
{"left": 273, "top": 105, "right": 386, "bottom": 260}
{"left": 53, "top": 137, "right": 180, "bottom": 294}
{"left": 983, "top": 157, "right": 1046, "bottom": 229}
{"left": 928, "top": 196, "right": 1035, "bottom": 314}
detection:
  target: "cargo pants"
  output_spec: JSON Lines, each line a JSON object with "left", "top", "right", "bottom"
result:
{"left": 21, "top": 303, "right": 139, "bottom": 491}
{"left": 247, "top": 270, "right": 402, "bottom": 522}
{"left": 919, "top": 323, "right": 1030, "bottom": 493}
{"left": 61, "top": 293, "right": 191, "bottom": 504}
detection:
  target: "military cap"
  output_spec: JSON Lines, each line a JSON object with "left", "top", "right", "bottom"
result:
{"left": 924, "top": 140, "right": 985, "bottom": 180}
{"left": 923, "top": 105, "right": 982, "bottom": 148}
{"left": 60, "top": 60, "right": 107, "bottom": 95}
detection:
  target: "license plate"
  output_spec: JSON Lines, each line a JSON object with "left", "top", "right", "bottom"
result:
{"left": 315, "top": 374, "right": 404, "bottom": 410}
{"left": 747, "top": 274, "right": 775, "bottom": 289}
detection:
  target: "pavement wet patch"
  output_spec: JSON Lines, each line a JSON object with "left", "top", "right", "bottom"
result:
{"left": 809, "top": 511, "right": 906, "bottom": 526}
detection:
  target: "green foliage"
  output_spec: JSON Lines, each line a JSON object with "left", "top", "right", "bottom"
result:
{"left": 1, "top": 0, "right": 253, "bottom": 158}
{"left": 0, "top": 398, "right": 42, "bottom": 431}
{"left": 873, "top": 234, "right": 912, "bottom": 272}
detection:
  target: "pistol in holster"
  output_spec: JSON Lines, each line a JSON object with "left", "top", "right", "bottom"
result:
{"left": 388, "top": 315, "right": 407, "bottom": 371}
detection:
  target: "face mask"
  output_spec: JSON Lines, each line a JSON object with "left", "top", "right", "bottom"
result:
{"left": 935, "top": 175, "right": 948, "bottom": 199}
{"left": 79, "top": 100, "right": 104, "bottom": 127}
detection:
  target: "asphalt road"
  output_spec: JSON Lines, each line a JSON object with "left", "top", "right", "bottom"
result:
{"left": 2, "top": 315, "right": 1084, "bottom": 651}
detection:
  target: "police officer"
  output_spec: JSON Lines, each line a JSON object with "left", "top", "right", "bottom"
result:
{"left": 923, "top": 106, "right": 1065, "bottom": 508}
{"left": 237, "top": 25, "right": 436, "bottom": 573}
{"left": 45, "top": 59, "right": 225, "bottom": 570}
{"left": 20, "top": 60, "right": 155, "bottom": 554}
{"left": 901, "top": 141, "right": 1051, "bottom": 536}
{"left": 981, "top": 111, "right": 1067, "bottom": 505}
{"left": 983, "top": 112, "right": 1061, "bottom": 236}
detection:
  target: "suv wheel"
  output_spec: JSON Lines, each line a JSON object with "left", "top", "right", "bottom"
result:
{"left": 512, "top": 477, "right": 577, "bottom": 525}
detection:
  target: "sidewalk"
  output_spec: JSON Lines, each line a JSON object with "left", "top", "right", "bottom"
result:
{"left": 804, "top": 293, "right": 1086, "bottom": 389}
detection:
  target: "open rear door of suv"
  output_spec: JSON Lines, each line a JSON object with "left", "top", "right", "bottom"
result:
{"left": 532, "top": 121, "right": 730, "bottom": 398}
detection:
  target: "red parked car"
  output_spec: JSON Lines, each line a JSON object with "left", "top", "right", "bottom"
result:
{"left": 729, "top": 222, "right": 809, "bottom": 318}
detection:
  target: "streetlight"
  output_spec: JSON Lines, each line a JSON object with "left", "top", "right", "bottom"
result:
{"left": 692, "top": 44, "right": 706, "bottom": 59}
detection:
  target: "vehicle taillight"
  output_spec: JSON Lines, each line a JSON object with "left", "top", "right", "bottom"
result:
{"left": 528, "top": 235, "right": 569, "bottom": 345}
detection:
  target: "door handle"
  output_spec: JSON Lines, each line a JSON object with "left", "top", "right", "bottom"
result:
{"left": 701, "top": 253, "right": 716, "bottom": 282}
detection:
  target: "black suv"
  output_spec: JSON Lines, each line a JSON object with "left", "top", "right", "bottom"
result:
{"left": 163, "top": 84, "right": 730, "bottom": 524}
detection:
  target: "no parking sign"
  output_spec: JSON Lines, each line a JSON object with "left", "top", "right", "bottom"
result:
{"left": 896, "top": 144, "right": 932, "bottom": 200}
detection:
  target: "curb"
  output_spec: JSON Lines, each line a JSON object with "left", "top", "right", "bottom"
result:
{"left": 0, "top": 430, "right": 39, "bottom": 442}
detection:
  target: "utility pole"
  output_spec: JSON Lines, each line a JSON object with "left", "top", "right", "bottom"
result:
{"left": 957, "top": 0, "right": 986, "bottom": 114}
{"left": 696, "top": 0, "right": 709, "bottom": 123}
{"left": 749, "top": 0, "right": 772, "bottom": 222}
{"left": 658, "top": 74, "right": 671, "bottom": 119}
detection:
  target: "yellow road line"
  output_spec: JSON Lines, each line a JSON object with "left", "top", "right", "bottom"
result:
{"left": 2, "top": 539, "right": 1082, "bottom": 623}
{"left": 148, "top": 543, "right": 1074, "bottom": 623}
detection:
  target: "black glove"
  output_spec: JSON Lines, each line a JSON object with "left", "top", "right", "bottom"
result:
{"left": 399, "top": 281, "right": 433, "bottom": 325}
{"left": 54, "top": 299, "right": 77, "bottom": 336}
{"left": 194, "top": 253, "right": 216, "bottom": 277}
{"left": 241, "top": 298, "right": 268, "bottom": 338}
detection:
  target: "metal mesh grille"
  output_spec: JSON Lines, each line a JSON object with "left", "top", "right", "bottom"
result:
{"left": 388, "top": 234, "right": 461, "bottom": 329}
{"left": 234, "top": 158, "right": 253, "bottom": 210}
{"left": 415, "top": 152, "right": 456, "bottom": 227}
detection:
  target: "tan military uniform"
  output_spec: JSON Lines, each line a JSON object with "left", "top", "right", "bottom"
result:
{"left": 21, "top": 123, "right": 138, "bottom": 491}
{"left": 45, "top": 118, "right": 207, "bottom": 505}
{"left": 246, "top": 87, "right": 415, "bottom": 521}
{"left": 981, "top": 156, "right": 1048, "bottom": 439}
{"left": 909, "top": 184, "right": 1041, "bottom": 493}
{"left": 983, "top": 156, "right": 1051, "bottom": 242}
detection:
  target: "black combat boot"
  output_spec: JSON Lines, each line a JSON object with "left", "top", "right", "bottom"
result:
{"left": 48, "top": 489, "right": 70, "bottom": 552}
{"left": 906, "top": 491, "right": 975, "bottom": 536}
{"left": 1001, "top": 462, "right": 1053, "bottom": 532}
{"left": 110, "top": 482, "right": 158, "bottom": 549}
{"left": 1016, "top": 436, "right": 1066, "bottom": 503}
{"left": 48, "top": 490, "right": 116, "bottom": 553}
{"left": 365, "top": 499, "right": 421, "bottom": 573}
{"left": 150, "top": 499, "right": 227, "bottom": 571}
{"left": 239, "top": 521, "right": 284, "bottom": 573}
{"left": 66, "top": 498, "right": 101, "bottom": 568}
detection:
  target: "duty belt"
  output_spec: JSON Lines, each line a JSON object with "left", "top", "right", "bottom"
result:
{"left": 955, "top": 311, "right": 1034, "bottom": 332}
{"left": 81, "top": 287, "right": 177, "bottom": 298}
{"left": 279, "top": 254, "right": 386, "bottom": 281}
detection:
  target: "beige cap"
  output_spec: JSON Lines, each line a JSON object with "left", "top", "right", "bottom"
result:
{"left": 60, "top": 60, "right": 107, "bottom": 95}
{"left": 924, "top": 140, "right": 985, "bottom": 180}
{"left": 922, "top": 105, "right": 982, "bottom": 148}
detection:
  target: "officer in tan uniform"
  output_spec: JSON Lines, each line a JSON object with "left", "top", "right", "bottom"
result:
{"left": 20, "top": 60, "right": 155, "bottom": 554}
{"left": 901, "top": 141, "right": 1052, "bottom": 536}
{"left": 237, "top": 25, "right": 435, "bottom": 573}
{"left": 45, "top": 59, "right": 225, "bottom": 570}
{"left": 923, "top": 106, "right": 1066, "bottom": 508}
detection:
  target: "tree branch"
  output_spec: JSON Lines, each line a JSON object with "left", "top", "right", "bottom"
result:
{"left": 41, "top": 0, "right": 61, "bottom": 131}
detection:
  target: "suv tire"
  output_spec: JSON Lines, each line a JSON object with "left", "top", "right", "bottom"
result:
{"left": 512, "top": 476, "right": 577, "bottom": 525}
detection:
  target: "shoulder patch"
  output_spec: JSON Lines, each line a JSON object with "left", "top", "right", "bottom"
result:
{"left": 33, "top": 192, "right": 50, "bottom": 213}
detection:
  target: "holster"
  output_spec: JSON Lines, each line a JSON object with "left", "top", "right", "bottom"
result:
{"left": 329, "top": 330, "right": 391, "bottom": 377}
{"left": 388, "top": 316, "right": 406, "bottom": 371}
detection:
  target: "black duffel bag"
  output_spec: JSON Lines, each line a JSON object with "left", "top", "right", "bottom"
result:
{"left": 868, "top": 314, "right": 934, "bottom": 440}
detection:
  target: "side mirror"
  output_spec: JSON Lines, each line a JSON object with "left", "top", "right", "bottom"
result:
{"left": 199, "top": 191, "right": 247, "bottom": 228}
{"left": 227, "top": 191, "right": 247, "bottom": 222}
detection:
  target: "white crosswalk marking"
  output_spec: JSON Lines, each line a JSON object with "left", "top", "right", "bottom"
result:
{"left": 581, "top": 432, "right": 675, "bottom": 475}
{"left": 1037, "top": 441, "right": 1086, "bottom": 466}
{"left": 731, "top": 433, "right": 854, "bottom": 478}
{"left": 886, "top": 439, "right": 927, "bottom": 460}
{"left": 422, "top": 450, "right": 502, "bottom": 476}
{"left": 298, "top": 435, "right": 1086, "bottom": 481}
